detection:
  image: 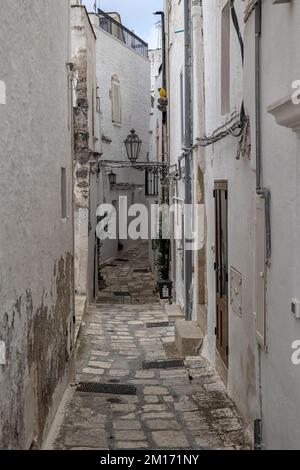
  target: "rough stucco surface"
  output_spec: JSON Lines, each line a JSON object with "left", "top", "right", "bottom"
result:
{"left": 0, "top": 0, "right": 74, "bottom": 449}
{"left": 71, "top": 6, "right": 99, "bottom": 297}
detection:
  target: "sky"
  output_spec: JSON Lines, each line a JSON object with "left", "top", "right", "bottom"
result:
{"left": 82, "top": 0, "right": 163, "bottom": 49}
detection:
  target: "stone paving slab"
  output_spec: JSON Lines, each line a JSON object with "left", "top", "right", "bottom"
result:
{"left": 52, "top": 301, "right": 252, "bottom": 450}
{"left": 52, "top": 244, "right": 252, "bottom": 450}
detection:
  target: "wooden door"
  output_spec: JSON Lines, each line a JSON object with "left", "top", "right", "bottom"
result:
{"left": 214, "top": 181, "right": 229, "bottom": 367}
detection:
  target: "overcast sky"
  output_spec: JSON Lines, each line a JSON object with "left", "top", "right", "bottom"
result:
{"left": 82, "top": 0, "right": 163, "bottom": 49}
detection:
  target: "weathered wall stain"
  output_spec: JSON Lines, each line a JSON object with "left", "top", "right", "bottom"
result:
{"left": 0, "top": 254, "right": 74, "bottom": 449}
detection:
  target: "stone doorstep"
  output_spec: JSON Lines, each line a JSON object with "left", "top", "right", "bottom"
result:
{"left": 164, "top": 303, "right": 185, "bottom": 321}
{"left": 175, "top": 320, "right": 204, "bottom": 357}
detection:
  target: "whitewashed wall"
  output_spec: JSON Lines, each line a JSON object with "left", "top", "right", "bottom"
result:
{"left": 166, "top": 0, "right": 186, "bottom": 308}
{"left": 201, "top": 0, "right": 257, "bottom": 428}
{"left": 0, "top": 0, "right": 74, "bottom": 448}
{"left": 90, "top": 14, "right": 151, "bottom": 262}
{"left": 245, "top": 0, "right": 300, "bottom": 450}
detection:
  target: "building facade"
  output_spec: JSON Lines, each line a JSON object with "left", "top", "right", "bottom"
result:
{"left": 0, "top": 0, "right": 74, "bottom": 449}
{"left": 163, "top": 0, "right": 300, "bottom": 449}
{"left": 71, "top": 2, "right": 101, "bottom": 303}
{"left": 89, "top": 10, "right": 151, "bottom": 264}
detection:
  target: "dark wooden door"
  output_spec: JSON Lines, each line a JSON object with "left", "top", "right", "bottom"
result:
{"left": 214, "top": 181, "right": 229, "bottom": 367}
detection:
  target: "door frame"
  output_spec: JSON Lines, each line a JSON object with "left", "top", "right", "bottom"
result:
{"left": 214, "top": 180, "right": 229, "bottom": 368}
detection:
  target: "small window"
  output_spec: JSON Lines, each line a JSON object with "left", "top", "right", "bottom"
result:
{"left": 92, "top": 88, "right": 95, "bottom": 137}
{"left": 145, "top": 170, "right": 158, "bottom": 197}
{"left": 61, "top": 168, "right": 67, "bottom": 219}
{"left": 111, "top": 75, "right": 121, "bottom": 124}
{"left": 0, "top": 80, "right": 6, "bottom": 105}
{"left": 221, "top": 1, "right": 230, "bottom": 115}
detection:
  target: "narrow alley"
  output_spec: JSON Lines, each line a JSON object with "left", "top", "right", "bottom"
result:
{"left": 49, "top": 244, "right": 251, "bottom": 451}
{"left": 3, "top": 0, "right": 300, "bottom": 455}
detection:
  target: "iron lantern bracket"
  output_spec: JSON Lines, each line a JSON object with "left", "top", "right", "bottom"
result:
{"left": 97, "top": 160, "right": 170, "bottom": 181}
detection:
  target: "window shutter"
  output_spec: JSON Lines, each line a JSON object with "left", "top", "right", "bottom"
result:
{"left": 255, "top": 195, "right": 266, "bottom": 347}
{"left": 112, "top": 79, "right": 121, "bottom": 124}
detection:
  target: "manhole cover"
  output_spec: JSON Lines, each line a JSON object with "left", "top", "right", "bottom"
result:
{"left": 76, "top": 382, "right": 137, "bottom": 395}
{"left": 142, "top": 359, "right": 184, "bottom": 369}
{"left": 146, "top": 321, "right": 174, "bottom": 328}
{"left": 114, "top": 292, "right": 131, "bottom": 297}
{"left": 134, "top": 269, "right": 149, "bottom": 273}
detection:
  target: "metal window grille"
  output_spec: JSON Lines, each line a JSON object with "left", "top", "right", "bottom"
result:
{"left": 145, "top": 169, "right": 158, "bottom": 196}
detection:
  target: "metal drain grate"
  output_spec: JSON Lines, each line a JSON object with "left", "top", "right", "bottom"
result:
{"left": 114, "top": 291, "right": 131, "bottom": 297}
{"left": 146, "top": 321, "right": 174, "bottom": 328}
{"left": 134, "top": 269, "right": 149, "bottom": 273}
{"left": 142, "top": 359, "right": 184, "bottom": 369}
{"left": 76, "top": 382, "right": 137, "bottom": 395}
{"left": 106, "top": 397, "right": 122, "bottom": 404}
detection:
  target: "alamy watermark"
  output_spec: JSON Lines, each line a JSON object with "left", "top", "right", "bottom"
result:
{"left": 291, "top": 341, "right": 300, "bottom": 366}
{"left": 95, "top": 197, "right": 204, "bottom": 251}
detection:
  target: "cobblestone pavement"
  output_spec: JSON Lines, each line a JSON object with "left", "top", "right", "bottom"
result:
{"left": 51, "top": 244, "right": 251, "bottom": 450}
{"left": 98, "top": 243, "right": 160, "bottom": 304}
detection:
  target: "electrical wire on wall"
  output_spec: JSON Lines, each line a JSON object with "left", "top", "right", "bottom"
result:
{"left": 172, "top": 0, "right": 248, "bottom": 179}
{"left": 195, "top": 0, "right": 246, "bottom": 149}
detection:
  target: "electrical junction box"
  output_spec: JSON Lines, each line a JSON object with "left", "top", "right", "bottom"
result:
{"left": 230, "top": 267, "right": 242, "bottom": 317}
{"left": 291, "top": 298, "right": 300, "bottom": 319}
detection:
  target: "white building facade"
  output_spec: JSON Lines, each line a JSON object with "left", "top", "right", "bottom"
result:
{"left": 164, "top": 0, "right": 300, "bottom": 449}
{"left": 89, "top": 11, "right": 151, "bottom": 264}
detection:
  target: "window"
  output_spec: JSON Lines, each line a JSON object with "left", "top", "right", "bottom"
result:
{"left": 0, "top": 80, "right": 6, "bottom": 105}
{"left": 96, "top": 86, "right": 101, "bottom": 113}
{"left": 61, "top": 168, "right": 67, "bottom": 219}
{"left": 156, "top": 121, "right": 160, "bottom": 160}
{"left": 145, "top": 170, "right": 158, "bottom": 197}
{"left": 111, "top": 75, "right": 121, "bottom": 124}
{"left": 92, "top": 88, "right": 95, "bottom": 137}
{"left": 180, "top": 71, "right": 185, "bottom": 145}
{"left": 221, "top": 1, "right": 230, "bottom": 115}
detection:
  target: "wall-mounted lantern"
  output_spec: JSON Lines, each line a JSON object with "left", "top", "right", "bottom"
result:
{"left": 108, "top": 170, "right": 117, "bottom": 186}
{"left": 124, "top": 129, "right": 142, "bottom": 164}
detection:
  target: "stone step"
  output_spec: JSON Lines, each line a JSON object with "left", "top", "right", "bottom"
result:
{"left": 164, "top": 304, "right": 184, "bottom": 322}
{"left": 175, "top": 320, "right": 203, "bottom": 357}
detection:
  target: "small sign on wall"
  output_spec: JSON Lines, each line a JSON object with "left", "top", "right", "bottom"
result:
{"left": 0, "top": 80, "right": 6, "bottom": 105}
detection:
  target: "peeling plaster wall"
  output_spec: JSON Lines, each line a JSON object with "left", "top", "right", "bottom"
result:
{"left": 0, "top": 0, "right": 74, "bottom": 449}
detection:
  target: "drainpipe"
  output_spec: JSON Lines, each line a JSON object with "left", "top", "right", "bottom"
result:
{"left": 154, "top": 10, "right": 170, "bottom": 284}
{"left": 184, "top": 0, "right": 193, "bottom": 321}
{"left": 255, "top": 0, "right": 271, "bottom": 263}
{"left": 254, "top": 0, "right": 268, "bottom": 449}
{"left": 153, "top": 11, "right": 167, "bottom": 127}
